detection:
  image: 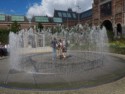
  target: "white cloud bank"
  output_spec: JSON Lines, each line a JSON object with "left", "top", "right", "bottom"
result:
{"left": 26, "top": 0, "right": 93, "bottom": 18}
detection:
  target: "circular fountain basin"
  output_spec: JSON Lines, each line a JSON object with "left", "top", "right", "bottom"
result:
{"left": 0, "top": 51, "right": 125, "bottom": 90}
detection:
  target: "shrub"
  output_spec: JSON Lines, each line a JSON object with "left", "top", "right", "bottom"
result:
{"left": 109, "top": 40, "right": 125, "bottom": 54}
{"left": 0, "top": 29, "right": 10, "bottom": 44}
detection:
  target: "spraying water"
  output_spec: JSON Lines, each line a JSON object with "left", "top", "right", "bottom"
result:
{"left": 8, "top": 24, "right": 109, "bottom": 84}
{"left": 0, "top": 24, "right": 124, "bottom": 90}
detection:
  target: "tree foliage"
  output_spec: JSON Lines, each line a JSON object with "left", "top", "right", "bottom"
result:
{"left": 37, "top": 22, "right": 43, "bottom": 32}
{"left": 107, "top": 30, "right": 114, "bottom": 41}
{"left": 10, "top": 21, "right": 21, "bottom": 33}
{"left": 0, "top": 29, "right": 10, "bottom": 44}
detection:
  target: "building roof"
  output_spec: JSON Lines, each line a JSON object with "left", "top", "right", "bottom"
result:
{"left": 32, "top": 16, "right": 63, "bottom": 23}
{"left": 0, "top": 14, "right": 29, "bottom": 22}
{"left": 54, "top": 8, "right": 92, "bottom": 21}
{"left": 53, "top": 17, "right": 63, "bottom": 23}
{"left": 54, "top": 9, "right": 78, "bottom": 21}
{"left": 80, "top": 9, "right": 92, "bottom": 20}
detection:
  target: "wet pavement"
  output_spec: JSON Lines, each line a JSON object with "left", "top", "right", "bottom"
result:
{"left": 0, "top": 51, "right": 125, "bottom": 91}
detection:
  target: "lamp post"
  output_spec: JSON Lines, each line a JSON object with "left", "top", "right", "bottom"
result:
{"left": 27, "top": 17, "right": 32, "bottom": 28}
{"left": 76, "top": 5, "right": 81, "bottom": 24}
{"left": 66, "top": 0, "right": 69, "bottom": 28}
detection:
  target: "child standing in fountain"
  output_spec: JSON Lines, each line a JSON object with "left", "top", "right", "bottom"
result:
{"left": 51, "top": 37, "right": 57, "bottom": 61}
{"left": 62, "top": 38, "right": 67, "bottom": 59}
{"left": 57, "top": 39, "right": 65, "bottom": 59}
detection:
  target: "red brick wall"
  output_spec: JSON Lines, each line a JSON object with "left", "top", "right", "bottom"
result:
{"left": 93, "top": 0, "right": 124, "bottom": 26}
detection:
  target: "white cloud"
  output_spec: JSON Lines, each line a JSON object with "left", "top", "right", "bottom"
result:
{"left": 26, "top": 0, "right": 93, "bottom": 18}
{"left": 10, "top": 9, "right": 15, "bottom": 13}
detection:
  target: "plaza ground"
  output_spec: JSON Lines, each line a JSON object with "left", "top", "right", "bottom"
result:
{"left": 0, "top": 76, "right": 125, "bottom": 94}
{"left": 0, "top": 47, "right": 125, "bottom": 94}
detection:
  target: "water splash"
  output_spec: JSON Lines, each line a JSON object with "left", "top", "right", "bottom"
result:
{"left": 9, "top": 24, "right": 109, "bottom": 73}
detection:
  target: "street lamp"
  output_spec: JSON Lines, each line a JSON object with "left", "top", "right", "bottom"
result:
{"left": 76, "top": 5, "right": 81, "bottom": 24}
{"left": 66, "top": 0, "right": 69, "bottom": 28}
{"left": 27, "top": 17, "right": 32, "bottom": 28}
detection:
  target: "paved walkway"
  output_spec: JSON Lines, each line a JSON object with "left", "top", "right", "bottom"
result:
{"left": 0, "top": 76, "right": 125, "bottom": 94}
{"left": 0, "top": 48, "right": 125, "bottom": 94}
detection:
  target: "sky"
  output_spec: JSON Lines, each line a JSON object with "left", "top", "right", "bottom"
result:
{"left": 0, "top": 0, "right": 93, "bottom": 18}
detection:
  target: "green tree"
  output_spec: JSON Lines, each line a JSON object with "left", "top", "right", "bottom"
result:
{"left": 107, "top": 30, "right": 114, "bottom": 42}
{"left": 0, "top": 29, "right": 10, "bottom": 44}
{"left": 37, "top": 22, "right": 43, "bottom": 32}
{"left": 51, "top": 26, "right": 56, "bottom": 34}
{"left": 10, "top": 21, "right": 21, "bottom": 33}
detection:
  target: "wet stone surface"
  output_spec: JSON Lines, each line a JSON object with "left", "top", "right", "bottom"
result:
{"left": 0, "top": 52, "right": 125, "bottom": 90}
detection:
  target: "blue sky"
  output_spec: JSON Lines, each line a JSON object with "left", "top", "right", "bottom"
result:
{"left": 0, "top": 0, "right": 92, "bottom": 17}
{"left": 0, "top": 0, "right": 41, "bottom": 15}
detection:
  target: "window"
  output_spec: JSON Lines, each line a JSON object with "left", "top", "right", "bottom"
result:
{"left": 67, "top": 13, "right": 71, "bottom": 18}
{"left": 62, "top": 12, "right": 67, "bottom": 17}
{"left": 58, "top": 12, "right": 62, "bottom": 17}
{"left": 11, "top": 16, "right": 24, "bottom": 21}
{"left": 94, "top": 0, "right": 99, "bottom": 4}
{"left": 100, "top": 1, "right": 112, "bottom": 16}
{"left": 81, "top": 10, "right": 92, "bottom": 18}
{"left": 73, "top": 13, "right": 76, "bottom": 18}
{"left": 53, "top": 17, "right": 62, "bottom": 23}
{"left": 0, "top": 15, "right": 5, "bottom": 21}
{"left": 35, "top": 16, "right": 49, "bottom": 22}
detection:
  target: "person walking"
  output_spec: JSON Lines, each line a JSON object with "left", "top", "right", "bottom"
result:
{"left": 51, "top": 37, "right": 57, "bottom": 61}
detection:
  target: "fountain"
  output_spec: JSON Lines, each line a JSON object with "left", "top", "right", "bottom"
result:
{"left": 0, "top": 24, "right": 125, "bottom": 90}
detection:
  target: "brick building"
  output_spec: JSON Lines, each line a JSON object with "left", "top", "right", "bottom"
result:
{"left": 53, "top": 8, "right": 92, "bottom": 27}
{"left": 0, "top": 14, "right": 64, "bottom": 29}
{"left": 0, "top": 0, "right": 125, "bottom": 32}
{"left": 93, "top": 0, "right": 125, "bottom": 33}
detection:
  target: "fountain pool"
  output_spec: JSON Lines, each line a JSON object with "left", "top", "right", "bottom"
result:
{"left": 0, "top": 25, "right": 125, "bottom": 90}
